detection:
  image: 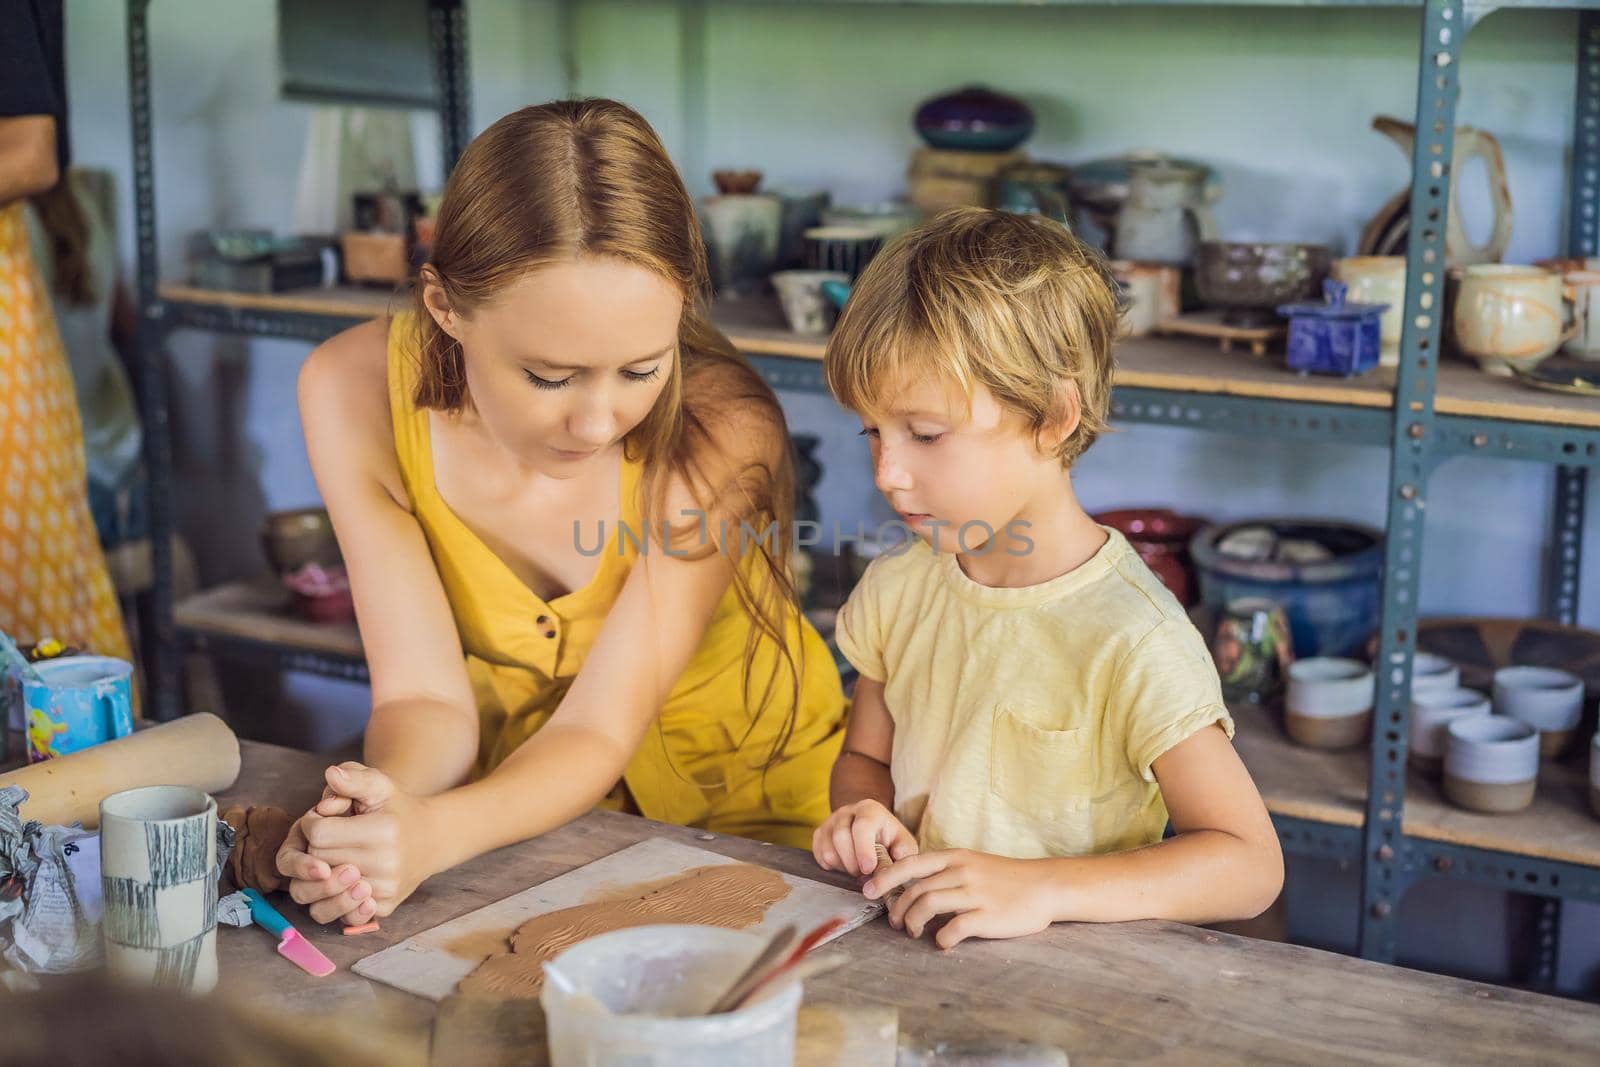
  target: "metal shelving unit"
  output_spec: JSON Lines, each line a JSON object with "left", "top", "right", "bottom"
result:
{"left": 126, "top": 0, "right": 1599, "bottom": 991}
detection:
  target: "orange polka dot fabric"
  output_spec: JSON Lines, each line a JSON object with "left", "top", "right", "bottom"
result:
{"left": 0, "top": 202, "right": 130, "bottom": 667}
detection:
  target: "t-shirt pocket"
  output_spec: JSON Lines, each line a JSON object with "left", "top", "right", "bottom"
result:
{"left": 989, "top": 705, "right": 1094, "bottom": 825}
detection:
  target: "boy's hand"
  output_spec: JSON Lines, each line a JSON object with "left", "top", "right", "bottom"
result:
{"left": 812, "top": 800, "right": 918, "bottom": 877}
{"left": 865, "top": 849, "right": 1055, "bottom": 949}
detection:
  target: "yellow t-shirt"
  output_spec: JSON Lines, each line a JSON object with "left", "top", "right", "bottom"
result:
{"left": 834, "top": 527, "right": 1233, "bottom": 859}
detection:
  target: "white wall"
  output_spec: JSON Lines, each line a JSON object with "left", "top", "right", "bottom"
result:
{"left": 58, "top": 0, "right": 1595, "bottom": 992}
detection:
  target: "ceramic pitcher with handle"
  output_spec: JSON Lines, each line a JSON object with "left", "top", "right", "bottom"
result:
{"left": 1367, "top": 116, "right": 1513, "bottom": 267}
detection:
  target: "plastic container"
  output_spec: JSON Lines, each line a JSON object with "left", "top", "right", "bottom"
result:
{"left": 541, "top": 925, "right": 802, "bottom": 1067}
{"left": 1191, "top": 519, "right": 1383, "bottom": 660}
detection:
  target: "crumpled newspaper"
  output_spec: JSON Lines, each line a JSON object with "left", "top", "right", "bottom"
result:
{"left": 0, "top": 785, "right": 240, "bottom": 974}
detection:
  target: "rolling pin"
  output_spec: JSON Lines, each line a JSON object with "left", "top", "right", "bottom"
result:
{"left": 0, "top": 713, "right": 241, "bottom": 828}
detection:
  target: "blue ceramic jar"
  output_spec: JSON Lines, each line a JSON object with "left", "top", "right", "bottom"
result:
{"left": 1279, "top": 280, "right": 1389, "bottom": 377}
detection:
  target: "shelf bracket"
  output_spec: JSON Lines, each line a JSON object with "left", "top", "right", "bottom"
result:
{"left": 430, "top": 0, "right": 473, "bottom": 173}
{"left": 1358, "top": 0, "right": 1462, "bottom": 965}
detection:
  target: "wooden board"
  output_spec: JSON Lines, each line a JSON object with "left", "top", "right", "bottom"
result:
{"left": 175, "top": 578, "right": 362, "bottom": 660}
{"left": 428, "top": 997, "right": 895, "bottom": 1067}
{"left": 1231, "top": 701, "right": 1600, "bottom": 867}
{"left": 215, "top": 742, "right": 1600, "bottom": 1065}
{"left": 353, "top": 837, "right": 882, "bottom": 1002}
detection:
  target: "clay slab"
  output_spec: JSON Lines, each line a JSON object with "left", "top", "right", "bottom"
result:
{"left": 353, "top": 837, "right": 882, "bottom": 1001}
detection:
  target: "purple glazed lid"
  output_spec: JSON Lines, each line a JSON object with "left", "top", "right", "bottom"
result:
{"left": 1278, "top": 279, "right": 1388, "bottom": 321}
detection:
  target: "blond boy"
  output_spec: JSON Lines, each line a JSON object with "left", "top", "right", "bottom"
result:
{"left": 813, "top": 209, "right": 1283, "bottom": 948}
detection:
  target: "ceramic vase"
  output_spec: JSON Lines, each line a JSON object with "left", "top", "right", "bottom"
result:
{"left": 702, "top": 194, "right": 781, "bottom": 297}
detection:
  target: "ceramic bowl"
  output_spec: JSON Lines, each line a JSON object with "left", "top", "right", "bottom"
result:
{"left": 1284, "top": 657, "right": 1374, "bottom": 749}
{"left": 1493, "top": 666, "right": 1584, "bottom": 757}
{"left": 1195, "top": 242, "right": 1332, "bottom": 327}
{"left": 769, "top": 271, "right": 849, "bottom": 336}
{"left": 1453, "top": 265, "right": 1573, "bottom": 375}
{"left": 1443, "top": 716, "right": 1539, "bottom": 814}
{"left": 1411, "top": 652, "right": 1461, "bottom": 697}
{"left": 1408, "top": 687, "right": 1491, "bottom": 776}
{"left": 261, "top": 508, "right": 341, "bottom": 576}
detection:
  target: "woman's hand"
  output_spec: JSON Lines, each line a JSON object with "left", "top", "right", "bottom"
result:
{"left": 811, "top": 799, "right": 919, "bottom": 878}
{"left": 294, "top": 762, "right": 443, "bottom": 920}
{"left": 275, "top": 808, "right": 378, "bottom": 927}
{"left": 865, "top": 850, "right": 1056, "bottom": 949}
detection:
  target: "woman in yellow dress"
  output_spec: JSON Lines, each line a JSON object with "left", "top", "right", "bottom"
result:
{"left": 276, "top": 99, "right": 846, "bottom": 926}
{"left": 0, "top": 2, "right": 132, "bottom": 679}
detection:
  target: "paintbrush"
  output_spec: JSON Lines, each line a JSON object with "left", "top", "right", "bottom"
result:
{"left": 704, "top": 922, "right": 797, "bottom": 1014}
{"left": 720, "top": 914, "right": 847, "bottom": 1013}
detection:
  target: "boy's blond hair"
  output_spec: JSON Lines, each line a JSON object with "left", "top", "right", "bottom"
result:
{"left": 824, "top": 207, "right": 1119, "bottom": 466}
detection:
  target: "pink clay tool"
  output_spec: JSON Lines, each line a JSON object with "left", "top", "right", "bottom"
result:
{"left": 242, "top": 889, "right": 336, "bottom": 977}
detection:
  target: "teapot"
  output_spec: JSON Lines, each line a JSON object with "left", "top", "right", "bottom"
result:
{"left": 1112, "top": 160, "right": 1218, "bottom": 266}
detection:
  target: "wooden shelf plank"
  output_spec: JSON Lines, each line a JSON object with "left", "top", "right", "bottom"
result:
{"left": 1233, "top": 702, "right": 1600, "bottom": 868}
{"left": 175, "top": 579, "right": 362, "bottom": 660}
{"left": 160, "top": 283, "right": 402, "bottom": 320}
{"left": 157, "top": 285, "right": 1600, "bottom": 431}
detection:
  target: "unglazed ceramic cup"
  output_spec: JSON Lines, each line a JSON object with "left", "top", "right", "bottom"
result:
{"left": 1333, "top": 256, "right": 1406, "bottom": 367}
{"left": 1493, "top": 666, "right": 1584, "bottom": 758}
{"left": 1285, "top": 657, "right": 1374, "bottom": 749}
{"left": 1453, "top": 265, "right": 1575, "bottom": 376}
{"left": 100, "top": 785, "right": 219, "bottom": 993}
{"left": 1443, "top": 716, "right": 1539, "bottom": 814}
{"left": 1410, "top": 652, "right": 1461, "bottom": 699}
{"left": 1408, "top": 687, "right": 1491, "bottom": 776}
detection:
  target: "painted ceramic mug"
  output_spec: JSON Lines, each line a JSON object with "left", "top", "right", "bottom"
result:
{"left": 1211, "top": 597, "right": 1294, "bottom": 705}
{"left": 22, "top": 655, "right": 135, "bottom": 763}
{"left": 100, "top": 785, "right": 220, "bottom": 994}
{"left": 1332, "top": 256, "right": 1406, "bottom": 367}
{"left": 1452, "top": 265, "right": 1576, "bottom": 375}
{"left": 770, "top": 270, "right": 849, "bottom": 335}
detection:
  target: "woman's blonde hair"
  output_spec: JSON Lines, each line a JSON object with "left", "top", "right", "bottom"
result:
{"left": 411, "top": 99, "right": 802, "bottom": 767}
{"left": 825, "top": 207, "right": 1119, "bottom": 465}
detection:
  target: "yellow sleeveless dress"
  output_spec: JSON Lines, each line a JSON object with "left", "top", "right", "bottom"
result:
{"left": 385, "top": 315, "right": 845, "bottom": 847}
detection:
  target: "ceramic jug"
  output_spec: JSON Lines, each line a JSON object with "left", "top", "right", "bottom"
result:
{"left": 1113, "top": 160, "right": 1217, "bottom": 266}
{"left": 1364, "top": 116, "right": 1513, "bottom": 268}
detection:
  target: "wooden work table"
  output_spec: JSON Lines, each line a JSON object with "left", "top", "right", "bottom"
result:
{"left": 215, "top": 740, "right": 1600, "bottom": 1065}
